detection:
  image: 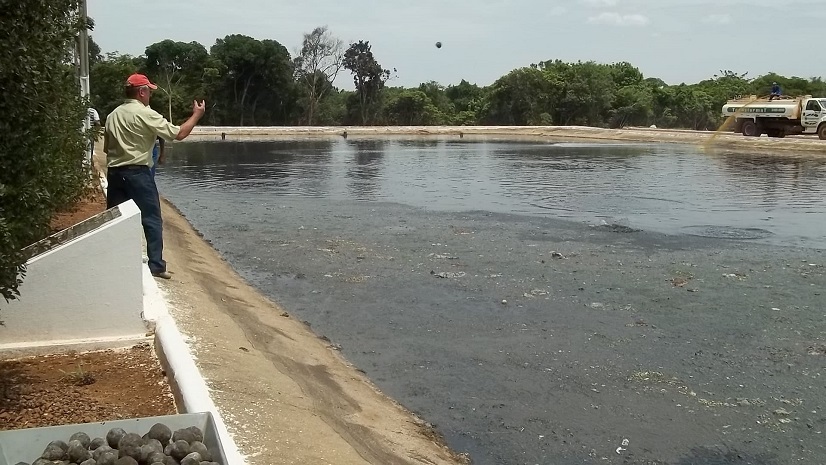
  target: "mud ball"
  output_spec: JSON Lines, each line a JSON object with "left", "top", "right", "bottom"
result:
{"left": 161, "top": 456, "right": 179, "bottom": 465}
{"left": 96, "top": 450, "right": 119, "bottom": 465}
{"left": 435, "top": 41, "right": 442, "bottom": 48}
{"left": 179, "top": 451, "right": 202, "bottom": 465}
{"left": 185, "top": 426, "right": 204, "bottom": 443}
{"left": 32, "top": 459, "right": 56, "bottom": 465}
{"left": 168, "top": 439, "right": 191, "bottom": 460}
{"left": 90, "top": 437, "right": 106, "bottom": 450}
{"left": 40, "top": 442, "right": 66, "bottom": 461}
{"left": 114, "top": 457, "right": 138, "bottom": 465}
{"left": 92, "top": 444, "right": 114, "bottom": 461}
{"left": 117, "top": 433, "right": 144, "bottom": 460}
{"left": 67, "top": 439, "right": 91, "bottom": 463}
{"left": 79, "top": 460, "right": 96, "bottom": 465}
{"left": 106, "top": 427, "right": 127, "bottom": 449}
{"left": 147, "top": 451, "right": 166, "bottom": 464}
{"left": 69, "top": 432, "right": 91, "bottom": 449}
{"left": 189, "top": 441, "right": 211, "bottom": 461}
{"left": 148, "top": 423, "right": 172, "bottom": 446}
{"left": 172, "top": 428, "right": 196, "bottom": 444}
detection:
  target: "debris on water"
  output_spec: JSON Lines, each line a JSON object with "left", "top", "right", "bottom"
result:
{"left": 621, "top": 438, "right": 630, "bottom": 447}
{"left": 723, "top": 273, "right": 746, "bottom": 279}
{"left": 595, "top": 222, "right": 641, "bottom": 234}
{"left": 429, "top": 253, "right": 458, "bottom": 260}
{"left": 670, "top": 277, "right": 691, "bottom": 287}
{"left": 431, "top": 271, "right": 466, "bottom": 279}
{"left": 551, "top": 251, "right": 566, "bottom": 259}
{"left": 807, "top": 344, "right": 826, "bottom": 355}
{"left": 774, "top": 408, "right": 791, "bottom": 416}
{"left": 501, "top": 299, "right": 508, "bottom": 305}
{"left": 590, "top": 302, "right": 605, "bottom": 309}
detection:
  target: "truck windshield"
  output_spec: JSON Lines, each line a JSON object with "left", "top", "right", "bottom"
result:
{"left": 820, "top": 100, "right": 826, "bottom": 110}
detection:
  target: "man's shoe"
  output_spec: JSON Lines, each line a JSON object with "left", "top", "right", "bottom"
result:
{"left": 152, "top": 271, "right": 172, "bottom": 279}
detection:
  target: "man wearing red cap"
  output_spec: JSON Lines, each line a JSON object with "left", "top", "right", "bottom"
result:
{"left": 103, "top": 73, "right": 206, "bottom": 279}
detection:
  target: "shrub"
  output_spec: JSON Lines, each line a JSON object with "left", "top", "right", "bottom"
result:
{"left": 0, "top": 0, "right": 89, "bottom": 301}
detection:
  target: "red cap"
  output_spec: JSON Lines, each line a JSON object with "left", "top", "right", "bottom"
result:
{"left": 125, "top": 73, "right": 158, "bottom": 89}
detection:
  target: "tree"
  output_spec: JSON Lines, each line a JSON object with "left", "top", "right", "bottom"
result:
{"left": 609, "top": 85, "right": 653, "bottom": 128}
{"left": 384, "top": 89, "right": 441, "bottom": 125}
{"left": 144, "top": 40, "right": 209, "bottom": 121}
{"left": 90, "top": 52, "right": 140, "bottom": 119}
{"left": 211, "top": 34, "right": 294, "bottom": 125}
{"left": 1, "top": 0, "right": 90, "bottom": 300}
{"left": 343, "top": 40, "right": 390, "bottom": 125}
{"left": 294, "top": 26, "right": 343, "bottom": 125}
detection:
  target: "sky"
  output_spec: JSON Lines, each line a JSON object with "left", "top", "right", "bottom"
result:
{"left": 88, "top": 0, "right": 825, "bottom": 90}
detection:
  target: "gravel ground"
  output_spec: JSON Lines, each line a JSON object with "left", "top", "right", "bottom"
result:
{"left": 0, "top": 344, "right": 176, "bottom": 430}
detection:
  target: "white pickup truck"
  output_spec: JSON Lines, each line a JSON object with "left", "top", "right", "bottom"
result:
{"left": 721, "top": 95, "right": 826, "bottom": 139}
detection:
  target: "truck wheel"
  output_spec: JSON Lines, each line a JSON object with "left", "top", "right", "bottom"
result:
{"left": 742, "top": 121, "right": 759, "bottom": 137}
{"left": 819, "top": 124, "right": 826, "bottom": 140}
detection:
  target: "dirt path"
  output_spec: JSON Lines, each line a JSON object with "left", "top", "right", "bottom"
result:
{"left": 157, "top": 200, "right": 468, "bottom": 465}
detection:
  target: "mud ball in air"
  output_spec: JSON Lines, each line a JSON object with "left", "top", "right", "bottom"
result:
{"left": 148, "top": 423, "right": 172, "bottom": 446}
{"left": 69, "top": 431, "right": 91, "bottom": 449}
{"left": 114, "top": 456, "right": 139, "bottom": 465}
{"left": 106, "top": 427, "right": 127, "bottom": 449}
{"left": 89, "top": 437, "right": 107, "bottom": 450}
{"left": 435, "top": 41, "right": 442, "bottom": 48}
{"left": 117, "top": 433, "right": 144, "bottom": 460}
{"left": 67, "top": 439, "right": 92, "bottom": 463}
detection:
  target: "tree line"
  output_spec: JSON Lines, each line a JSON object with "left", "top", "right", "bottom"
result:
{"left": 88, "top": 27, "right": 826, "bottom": 130}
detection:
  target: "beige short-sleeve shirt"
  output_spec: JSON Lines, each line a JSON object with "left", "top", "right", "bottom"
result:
{"left": 105, "top": 99, "right": 180, "bottom": 167}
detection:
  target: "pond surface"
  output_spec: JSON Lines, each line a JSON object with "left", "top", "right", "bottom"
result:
{"left": 159, "top": 137, "right": 826, "bottom": 248}
{"left": 158, "top": 137, "right": 826, "bottom": 465}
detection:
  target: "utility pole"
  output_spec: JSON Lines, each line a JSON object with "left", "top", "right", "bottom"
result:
{"left": 78, "top": 0, "right": 92, "bottom": 170}
{"left": 78, "top": 0, "right": 90, "bottom": 112}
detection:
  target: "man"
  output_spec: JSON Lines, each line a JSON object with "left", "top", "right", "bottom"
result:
{"left": 770, "top": 82, "right": 781, "bottom": 101}
{"left": 87, "top": 107, "right": 101, "bottom": 168}
{"left": 103, "top": 73, "right": 205, "bottom": 279}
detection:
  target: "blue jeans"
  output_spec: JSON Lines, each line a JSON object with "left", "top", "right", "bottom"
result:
{"left": 107, "top": 166, "right": 166, "bottom": 274}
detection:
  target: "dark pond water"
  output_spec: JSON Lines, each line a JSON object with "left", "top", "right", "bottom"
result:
{"left": 158, "top": 137, "right": 826, "bottom": 249}
{"left": 157, "top": 137, "right": 826, "bottom": 465}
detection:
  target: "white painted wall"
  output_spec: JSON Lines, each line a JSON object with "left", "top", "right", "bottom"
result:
{"left": 0, "top": 201, "right": 147, "bottom": 353}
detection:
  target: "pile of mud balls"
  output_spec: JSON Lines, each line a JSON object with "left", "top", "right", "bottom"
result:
{"left": 17, "top": 423, "right": 221, "bottom": 465}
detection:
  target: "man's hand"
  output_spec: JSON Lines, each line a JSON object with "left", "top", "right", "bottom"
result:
{"left": 192, "top": 100, "right": 206, "bottom": 118}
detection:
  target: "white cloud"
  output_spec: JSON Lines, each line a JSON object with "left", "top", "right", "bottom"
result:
{"left": 702, "top": 14, "right": 732, "bottom": 24}
{"left": 588, "top": 12, "right": 649, "bottom": 26}
{"left": 581, "top": 0, "right": 619, "bottom": 6}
